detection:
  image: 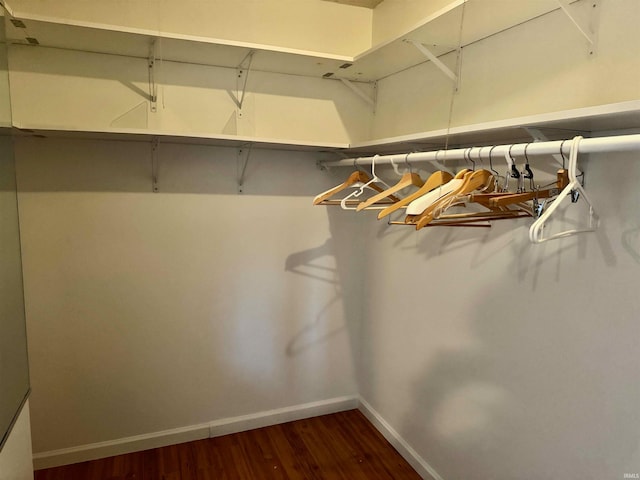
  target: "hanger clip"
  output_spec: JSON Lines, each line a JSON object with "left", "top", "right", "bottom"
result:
{"left": 523, "top": 165, "right": 534, "bottom": 180}
{"left": 570, "top": 189, "right": 580, "bottom": 203}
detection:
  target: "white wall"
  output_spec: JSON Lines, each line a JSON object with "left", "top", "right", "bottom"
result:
{"left": 9, "top": 0, "right": 640, "bottom": 476}
{"left": 357, "top": 149, "right": 640, "bottom": 479}
{"left": 372, "top": 0, "right": 455, "bottom": 46}
{"left": 6, "top": 0, "right": 372, "bottom": 57}
{"left": 8, "top": 46, "right": 373, "bottom": 144}
{"left": 361, "top": 2, "right": 640, "bottom": 477}
{"left": 0, "top": 40, "right": 11, "bottom": 127}
{"left": 372, "top": 0, "right": 640, "bottom": 139}
{"left": 16, "top": 137, "right": 365, "bottom": 454}
{"left": 372, "top": 49, "right": 459, "bottom": 139}
{"left": 0, "top": 402, "right": 33, "bottom": 480}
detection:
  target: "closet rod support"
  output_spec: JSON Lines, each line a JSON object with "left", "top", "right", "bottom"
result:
{"left": 406, "top": 40, "right": 458, "bottom": 87}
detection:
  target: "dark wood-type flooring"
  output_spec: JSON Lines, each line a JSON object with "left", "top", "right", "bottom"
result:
{"left": 34, "top": 409, "right": 422, "bottom": 480}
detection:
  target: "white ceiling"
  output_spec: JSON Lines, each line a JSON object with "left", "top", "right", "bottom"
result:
{"left": 321, "top": 0, "right": 385, "bottom": 8}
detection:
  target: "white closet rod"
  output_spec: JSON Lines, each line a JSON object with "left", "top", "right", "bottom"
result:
{"left": 321, "top": 134, "right": 640, "bottom": 168}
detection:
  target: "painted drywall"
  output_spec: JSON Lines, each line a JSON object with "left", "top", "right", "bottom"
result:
{"left": 372, "top": 0, "right": 640, "bottom": 139}
{"left": 372, "top": 49, "right": 459, "bottom": 139}
{"left": 5, "top": 0, "right": 372, "bottom": 57}
{"left": 356, "top": 149, "right": 640, "bottom": 479}
{"left": 8, "top": 46, "right": 373, "bottom": 144}
{"left": 0, "top": 38, "right": 10, "bottom": 127}
{"left": 16, "top": 138, "right": 365, "bottom": 454}
{"left": 8, "top": 0, "right": 640, "bottom": 475}
{"left": 371, "top": 0, "right": 458, "bottom": 46}
{"left": 0, "top": 401, "right": 33, "bottom": 480}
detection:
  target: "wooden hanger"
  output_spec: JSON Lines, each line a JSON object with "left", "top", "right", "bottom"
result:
{"left": 403, "top": 168, "right": 471, "bottom": 215}
{"left": 313, "top": 169, "right": 401, "bottom": 208}
{"left": 420, "top": 167, "right": 571, "bottom": 224}
{"left": 340, "top": 156, "right": 402, "bottom": 210}
{"left": 313, "top": 170, "right": 370, "bottom": 205}
{"left": 377, "top": 170, "right": 456, "bottom": 220}
{"left": 409, "top": 169, "right": 498, "bottom": 230}
{"left": 470, "top": 168, "right": 570, "bottom": 208}
{"left": 407, "top": 166, "right": 546, "bottom": 229}
{"left": 356, "top": 171, "right": 424, "bottom": 212}
{"left": 402, "top": 169, "right": 475, "bottom": 220}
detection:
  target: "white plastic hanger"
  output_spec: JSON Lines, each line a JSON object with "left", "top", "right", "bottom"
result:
{"left": 356, "top": 155, "right": 424, "bottom": 212}
{"left": 340, "top": 155, "right": 392, "bottom": 210}
{"left": 529, "top": 136, "right": 599, "bottom": 243}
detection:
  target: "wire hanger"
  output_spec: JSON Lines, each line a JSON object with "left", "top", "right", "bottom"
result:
{"left": 464, "top": 147, "right": 475, "bottom": 171}
{"left": 529, "top": 136, "right": 599, "bottom": 243}
{"left": 486, "top": 145, "right": 503, "bottom": 191}
{"left": 559, "top": 140, "right": 568, "bottom": 169}
{"left": 522, "top": 143, "right": 535, "bottom": 191}
{"left": 503, "top": 145, "right": 521, "bottom": 191}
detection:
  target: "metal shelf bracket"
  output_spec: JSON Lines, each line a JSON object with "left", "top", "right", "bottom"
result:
{"left": 339, "top": 79, "right": 376, "bottom": 110}
{"left": 233, "top": 51, "right": 255, "bottom": 113}
{"left": 557, "top": 0, "right": 599, "bottom": 55}
{"left": 237, "top": 143, "right": 253, "bottom": 194}
{"left": 151, "top": 137, "right": 159, "bottom": 192}
{"left": 406, "top": 40, "right": 459, "bottom": 88}
{"left": 148, "top": 39, "right": 158, "bottom": 112}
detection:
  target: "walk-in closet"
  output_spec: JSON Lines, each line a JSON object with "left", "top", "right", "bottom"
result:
{"left": 0, "top": 0, "right": 639, "bottom": 479}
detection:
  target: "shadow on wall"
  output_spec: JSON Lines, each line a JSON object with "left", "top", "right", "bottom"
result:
{"left": 9, "top": 44, "right": 374, "bottom": 139}
{"left": 386, "top": 218, "right": 639, "bottom": 478}
{"left": 16, "top": 133, "right": 363, "bottom": 452}
{"left": 622, "top": 226, "right": 640, "bottom": 263}
{"left": 9, "top": 45, "right": 354, "bottom": 102}
{"left": 14, "top": 136, "right": 342, "bottom": 196}
{"left": 284, "top": 238, "right": 345, "bottom": 356}
{"left": 283, "top": 208, "right": 366, "bottom": 387}
{"left": 401, "top": 269, "right": 640, "bottom": 478}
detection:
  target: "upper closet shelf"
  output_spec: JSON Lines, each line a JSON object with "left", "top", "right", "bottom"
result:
{"left": 13, "top": 125, "right": 349, "bottom": 151}
{"left": 5, "top": 0, "right": 578, "bottom": 82}
{"left": 346, "top": 101, "right": 640, "bottom": 154}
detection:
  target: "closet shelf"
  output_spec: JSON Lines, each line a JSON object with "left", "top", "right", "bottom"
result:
{"left": 12, "top": 125, "right": 349, "bottom": 151}
{"left": 5, "top": 0, "right": 574, "bottom": 82}
{"left": 345, "top": 101, "right": 640, "bottom": 154}
{"left": 14, "top": 101, "right": 640, "bottom": 153}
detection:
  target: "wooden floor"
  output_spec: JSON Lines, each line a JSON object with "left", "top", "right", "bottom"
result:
{"left": 34, "top": 409, "right": 421, "bottom": 480}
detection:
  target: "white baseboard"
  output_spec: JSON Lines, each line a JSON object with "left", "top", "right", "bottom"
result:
{"left": 33, "top": 395, "right": 359, "bottom": 470}
{"left": 357, "top": 397, "right": 444, "bottom": 480}
{"left": 32, "top": 422, "right": 211, "bottom": 470}
{"left": 208, "top": 395, "right": 359, "bottom": 437}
